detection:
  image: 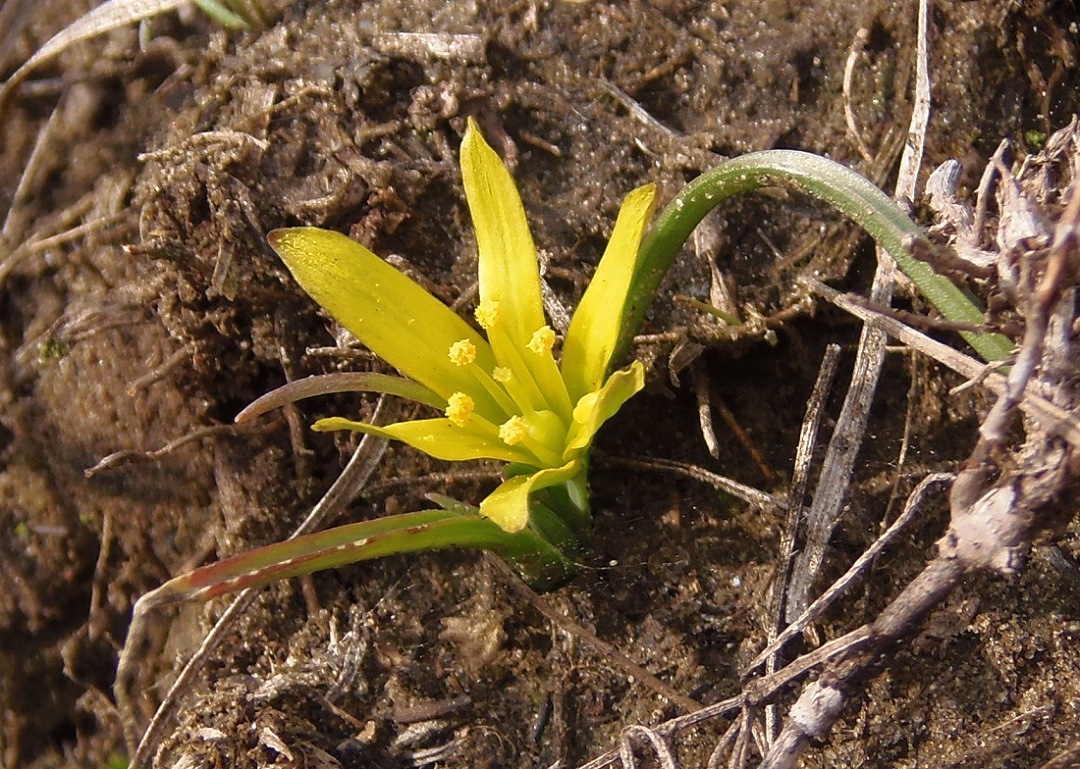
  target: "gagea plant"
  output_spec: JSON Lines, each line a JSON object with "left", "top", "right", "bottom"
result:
{"left": 118, "top": 119, "right": 1015, "bottom": 614}
{"left": 134, "top": 119, "right": 658, "bottom": 612}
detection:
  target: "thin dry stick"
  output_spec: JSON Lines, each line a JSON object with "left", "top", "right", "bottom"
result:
{"left": 880, "top": 349, "right": 921, "bottom": 524}
{"left": 27, "top": 211, "right": 128, "bottom": 252}
{"left": 1, "top": 98, "right": 62, "bottom": 239}
{"left": 748, "top": 472, "right": 953, "bottom": 672}
{"left": 619, "top": 725, "right": 678, "bottom": 769}
{"left": 707, "top": 720, "right": 742, "bottom": 769}
{"left": 488, "top": 556, "right": 702, "bottom": 715}
{"left": 604, "top": 455, "right": 781, "bottom": 510}
{"left": 764, "top": 343, "right": 841, "bottom": 741}
{"left": 808, "top": 280, "right": 1080, "bottom": 449}
{"left": 784, "top": 0, "right": 932, "bottom": 623}
{"left": 729, "top": 711, "right": 754, "bottom": 769}
{"left": 119, "top": 397, "right": 392, "bottom": 768}
{"left": 85, "top": 421, "right": 258, "bottom": 478}
{"left": 843, "top": 27, "right": 874, "bottom": 164}
{"left": 693, "top": 365, "right": 722, "bottom": 458}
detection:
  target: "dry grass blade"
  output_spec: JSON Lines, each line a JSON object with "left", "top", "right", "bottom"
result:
{"left": 1, "top": 1, "right": 182, "bottom": 99}
{"left": 0, "top": 0, "right": 253, "bottom": 104}
{"left": 764, "top": 343, "right": 841, "bottom": 741}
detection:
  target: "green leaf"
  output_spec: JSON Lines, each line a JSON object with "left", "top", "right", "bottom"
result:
{"left": 144, "top": 508, "right": 578, "bottom": 604}
{"left": 625, "top": 150, "right": 1013, "bottom": 363}
{"left": 236, "top": 372, "right": 446, "bottom": 423}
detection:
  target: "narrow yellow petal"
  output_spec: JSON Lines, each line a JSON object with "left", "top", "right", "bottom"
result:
{"left": 269, "top": 227, "right": 499, "bottom": 416}
{"left": 461, "top": 119, "right": 547, "bottom": 351}
{"left": 561, "top": 184, "right": 657, "bottom": 401}
{"left": 313, "top": 416, "right": 536, "bottom": 465}
{"left": 479, "top": 461, "right": 581, "bottom": 532}
{"left": 563, "top": 360, "right": 646, "bottom": 459}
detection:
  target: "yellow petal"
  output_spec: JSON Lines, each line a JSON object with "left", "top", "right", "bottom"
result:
{"left": 269, "top": 227, "right": 499, "bottom": 415}
{"left": 561, "top": 184, "right": 657, "bottom": 401}
{"left": 563, "top": 360, "right": 645, "bottom": 459}
{"left": 313, "top": 417, "right": 536, "bottom": 465}
{"left": 460, "top": 119, "right": 547, "bottom": 352}
{"left": 479, "top": 461, "right": 581, "bottom": 532}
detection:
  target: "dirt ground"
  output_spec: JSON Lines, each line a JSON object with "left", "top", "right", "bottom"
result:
{"left": 2, "top": 1, "right": 1080, "bottom": 768}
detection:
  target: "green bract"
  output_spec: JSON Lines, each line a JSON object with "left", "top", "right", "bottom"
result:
{"left": 268, "top": 119, "right": 655, "bottom": 534}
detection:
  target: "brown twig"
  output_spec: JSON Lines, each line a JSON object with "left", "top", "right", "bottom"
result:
{"left": 488, "top": 556, "right": 703, "bottom": 715}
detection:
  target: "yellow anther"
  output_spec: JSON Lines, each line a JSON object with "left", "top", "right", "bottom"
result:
{"left": 492, "top": 366, "right": 512, "bottom": 383}
{"left": 445, "top": 392, "right": 475, "bottom": 428}
{"left": 448, "top": 339, "right": 477, "bottom": 366}
{"left": 475, "top": 300, "right": 502, "bottom": 329}
{"left": 499, "top": 415, "right": 528, "bottom": 446}
{"left": 528, "top": 325, "right": 556, "bottom": 355}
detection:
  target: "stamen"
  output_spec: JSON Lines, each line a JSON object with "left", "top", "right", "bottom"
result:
{"left": 499, "top": 416, "right": 528, "bottom": 446}
{"left": 448, "top": 339, "right": 477, "bottom": 366}
{"left": 492, "top": 367, "right": 512, "bottom": 383}
{"left": 445, "top": 392, "right": 475, "bottom": 428}
{"left": 528, "top": 325, "right": 556, "bottom": 355}
{"left": 475, "top": 300, "right": 502, "bottom": 330}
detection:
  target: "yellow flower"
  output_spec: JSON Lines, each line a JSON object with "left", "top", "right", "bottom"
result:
{"left": 268, "top": 119, "right": 655, "bottom": 533}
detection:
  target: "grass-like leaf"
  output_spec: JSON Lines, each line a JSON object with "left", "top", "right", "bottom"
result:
{"left": 624, "top": 150, "right": 1013, "bottom": 364}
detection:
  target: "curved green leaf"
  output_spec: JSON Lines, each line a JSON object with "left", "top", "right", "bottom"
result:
{"left": 145, "top": 508, "right": 578, "bottom": 604}
{"left": 235, "top": 372, "right": 446, "bottom": 423}
{"left": 626, "top": 150, "right": 1013, "bottom": 363}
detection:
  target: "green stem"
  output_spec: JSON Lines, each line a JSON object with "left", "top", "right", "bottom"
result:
{"left": 621, "top": 150, "right": 1013, "bottom": 363}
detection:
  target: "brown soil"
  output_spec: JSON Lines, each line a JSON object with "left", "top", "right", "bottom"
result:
{"left": 2, "top": 1, "right": 1079, "bottom": 768}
